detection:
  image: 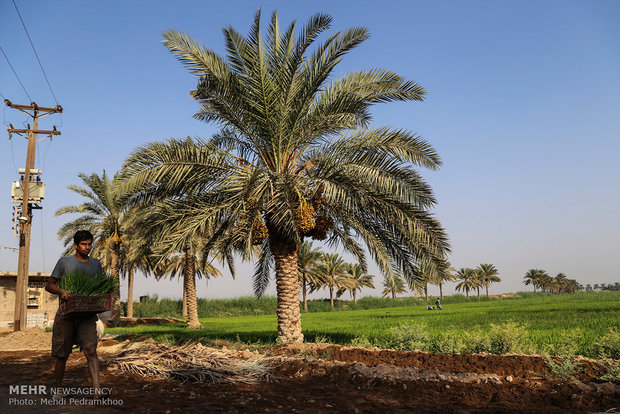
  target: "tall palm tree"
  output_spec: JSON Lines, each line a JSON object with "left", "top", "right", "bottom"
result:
{"left": 297, "top": 241, "right": 323, "bottom": 311}
{"left": 381, "top": 273, "right": 407, "bottom": 299}
{"left": 56, "top": 171, "right": 126, "bottom": 324}
{"left": 339, "top": 263, "right": 375, "bottom": 304}
{"left": 312, "top": 253, "right": 353, "bottom": 308}
{"left": 120, "top": 10, "right": 449, "bottom": 342}
{"left": 455, "top": 268, "right": 478, "bottom": 299}
{"left": 477, "top": 263, "right": 500, "bottom": 298}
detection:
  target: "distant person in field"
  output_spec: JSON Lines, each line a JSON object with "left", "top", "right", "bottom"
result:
{"left": 435, "top": 298, "right": 442, "bottom": 310}
{"left": 45, "top": 230, "right": 103, "bottom": 398}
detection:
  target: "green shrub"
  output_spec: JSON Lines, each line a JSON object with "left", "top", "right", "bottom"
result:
{"left": 350, "top": 335, "right": 374, "bottom": 348}
{"left": 593, "top": 328, "right": 620, "bottom": 359}
{"left": 429, "top": 332, "right": 464, "bottom": 354}
{"left": 461, "top": 330, "right": 491, "bottom": 354}
{"left": 544, "top": 356, "right": 584, "bottom": 380}
{"left": 597, "top": 360, "right": 620, "bottom": 382}
{"left": 540, "top": 329, "right": 583, "bottom": 357}
{"left": 487, "top": 322, "right": 528, "bottom": 354}
{"left": 385, "top": 323, "right": 430, "bottom": 351}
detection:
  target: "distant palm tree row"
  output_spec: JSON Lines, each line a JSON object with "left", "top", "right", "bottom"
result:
{"left": 453, "top": 264, "right": 502, "bottom": 299}
{"left": 522, "top": 269, "right": 582, "bottom": 294}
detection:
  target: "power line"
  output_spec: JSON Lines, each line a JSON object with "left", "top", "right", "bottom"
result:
{"left": 0, "top": 45, "right": 32, "bottom": 102}
{"left": 11, "top": 0, "right": 59, "bottom": 105}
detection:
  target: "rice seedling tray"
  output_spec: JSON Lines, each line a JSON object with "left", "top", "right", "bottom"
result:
{"left": 60, "top": 293, "right": 112, "bottom": 316}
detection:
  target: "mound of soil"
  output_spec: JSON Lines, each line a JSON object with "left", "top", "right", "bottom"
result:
{"left": 0, "top": 341, "right": 617, "bottom": 413}
{"left": 0, "top": 327, "right": 52, "bottom": 351}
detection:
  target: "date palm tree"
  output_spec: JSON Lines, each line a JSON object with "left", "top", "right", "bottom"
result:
{"left": 477, "top": 263, "right": 500, "bottom": 298}
{"left": 455, "top": 268, "right": 478, "bottom": 299}
{"left": 297, "top": 241, "right": 323, "bottom": 311}
{"left": 55, "top": 171, "right": 125, "bottom": 324}
{"left": 126, "top": 200, "right": 229, "bottom": 328}
{"left": 524, "top": 269, "right": 549, "bottom": 293}
{"left": 338, "top": 263, "right": 375, "bottom": 304}
{"left": 120, "top": 10, "right": 449, "bottom": 342}
{"left": 381, "top": 273, "right": 407, "bottom": 299}
{"left": 312, "top": 253, "right": 354, "bottom": 308}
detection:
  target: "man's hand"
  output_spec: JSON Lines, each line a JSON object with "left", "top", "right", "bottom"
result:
{"left": 59, "top": 289, "right": 70, "bottom": 301}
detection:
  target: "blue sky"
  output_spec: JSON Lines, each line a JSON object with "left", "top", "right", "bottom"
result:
{"left": 1, "top": 0, "right": 618, "bottom": 300}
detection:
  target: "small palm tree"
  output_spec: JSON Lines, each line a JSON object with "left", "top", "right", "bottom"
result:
{"left": 297, "top": 242, "right": 323, "bottom": 311}
{"left": 455, "top": 268, "right": 478, "bottom": 299}
{"left": 312, "top": 253, "right": 352, "bottom": 308}
{"left": 56, "top": 171, "right": 126, "bottom": 324}
{"left": 339, "top": 263, "right": 375, "bottom": 304}
{"left": 477, "top": 263, "right": 500, "bottom": 298}
{"left": 382, "top": 274, "right": 407, "bottom": 299}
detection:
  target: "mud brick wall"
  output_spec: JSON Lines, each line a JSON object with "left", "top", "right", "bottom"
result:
{"left": 0, "top": 273, "right": 58, "bottom": 328}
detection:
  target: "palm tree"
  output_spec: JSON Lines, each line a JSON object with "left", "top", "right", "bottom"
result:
{"left": 455, "top": 268, "right": 478, "bottom": 299}
{"left": 339, "top": 263, "right": 375, "bottom": 304}
{"left": 297, "top": 241, "right": 323, "bottom": 311}
{"left": 56, "top": 171, "right": 126, "bottom": 324}
{"left": 415, "top": 260, "right": 439, "bottom": 303}
{"left": 127, "top": 200, "right": 228, "bottom": 329}
{"left": 312, "top": 253, "right": 353, "bottom": 308}
{"left": 477, "top": 263, "right": 500, "bottom": 298}
{"left": 120, "top": 10, "right": 449, "bottom": 342}
{"left": 436, "top": 261, "right": 456, "bottom": 299}
{"left": 523, "top": 269, "right": 547, "bottom": 293}
{"left": 381, "top": 274, "right": 407, "bottom": 299}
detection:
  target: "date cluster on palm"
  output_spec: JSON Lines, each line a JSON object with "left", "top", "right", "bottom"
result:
{"left": 251, "top": 217, "right": 269, "bottom": 245}
{"left": 250, "top": 198, "right": 334, "bottom": 245}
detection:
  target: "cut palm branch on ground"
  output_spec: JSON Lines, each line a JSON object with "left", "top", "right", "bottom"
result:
{"left": 106, "top": 342, "right": 271, "bottom": 384}
{"left": 60, "top": 270, "right": 118, "bottom": 295}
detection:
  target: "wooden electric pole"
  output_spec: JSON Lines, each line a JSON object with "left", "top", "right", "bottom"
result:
{"left": 5, "top": 99, "right": 62, "bottom": 331}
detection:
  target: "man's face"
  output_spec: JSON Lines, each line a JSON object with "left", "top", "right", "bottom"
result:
{"left": 74, "top": 239, "right": 93, "bottom": 257}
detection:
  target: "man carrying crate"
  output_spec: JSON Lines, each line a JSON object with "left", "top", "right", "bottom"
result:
{"left": 45, "top": 230, "right": 104, "bottom": 399}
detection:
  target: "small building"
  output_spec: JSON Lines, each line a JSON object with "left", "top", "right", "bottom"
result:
{"left": 0, "top": 271, "right": 58, "bottom": 329}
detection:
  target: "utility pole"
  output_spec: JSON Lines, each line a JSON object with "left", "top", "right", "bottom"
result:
{"left": 5, "top": 99, "right": 62, "bottom": 331}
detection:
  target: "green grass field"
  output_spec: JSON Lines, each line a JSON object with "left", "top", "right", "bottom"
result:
{"left": 108, "top": 291, "right": 620, "bottom": 358}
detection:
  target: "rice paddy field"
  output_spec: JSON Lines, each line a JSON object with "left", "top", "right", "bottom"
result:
{"left": 108, "top": 291, "right": 620, "bottom": 358}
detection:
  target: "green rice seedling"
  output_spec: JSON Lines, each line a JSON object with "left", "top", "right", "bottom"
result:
{"left": 60, "top": 270, "right": 117, "bottom": 296}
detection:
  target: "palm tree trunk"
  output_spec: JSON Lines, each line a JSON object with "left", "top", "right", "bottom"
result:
{"left": 182, "top": 281, "right": 188, "bottom": 318}
{"left": 111, "top": 245, "right": 121, "bottom": 326}
{"left": 271, "top": 237, "right": 303, "bottom": 343}
{"left": 183, "top": 247, "right": 201, "bottom": 329}
{"left": 329, "top": 286, "right": 334, "bottom": 308}
{"left": 476, "top": 287, "right": 480, "bottom": 299}
{"left": 127, "top": 267, "right": 134, "bottom": 318}
{"left": 392, "top": 291, "right": 396, "bottom": 300}
{"left": 302, "top": 274, "right": 308, "bottom": 312}
{"left": 485, "top": 285, "right": 489, "bottom": 298}
{"left": 353, "top": 290, "right": 357, "bottom": 304}
{"left": 424, "top": 283, "right": 428, "bottom": 303}
{"left": 466, "top": 288, "right": 469, "bottom": 299}
{"left": 439, "top": 282, "right": 444, "bottom": 299}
